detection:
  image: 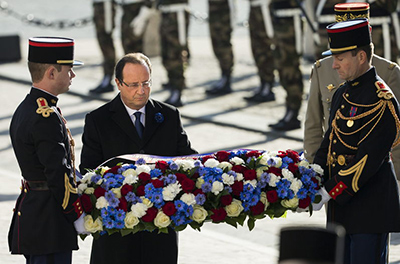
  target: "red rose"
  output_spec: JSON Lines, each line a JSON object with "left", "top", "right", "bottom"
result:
{"left": 298, "top": 196, "right": 311, "bottom": 209}
{"left": 246, "top": 150, "right": 262, "bottom": 158}
{"left": 267, "top": 167, "right": 282, "bottom": 176}
{"left": 80, "top": 194, "right": 92, "bottom": 213}
{"left": 181, "top": 178, "right": 195, "bottom": 193}
{"left": 215, "top": 151, "right": 230, "bottom": 162}
{"left": 221, "top": 195, "right": 233, "bottom": 206}
{"left": 288, "top": 163, "right": 299, "bottom": 174}
{"left": 155, "top": 160, "right": 169, "bottom": 172}
{"left": 201, "top": 155, "right": 215, "bottom": 163}
{"left": 121, "top": 184, "right": 133, "bottom": 196}
{"left": 142, "top": 207, "right": 158, "bottom": 222}
{"left": 162, "top": 202, "right": 177, "bottom": 216}
{"left": 286, "top": 149, "right": 300, "bottom": 163}
{"left": 136, "top": 185, "right": 145, "bottom": 196}
{"left": 232, "top": 165, "right": 246, "bottom": 173}
{"left": 193, "top": 189, "right": 204, "bottom": 196}
{"left": 94, "top": 186, "right": 106, "bottom": 198}
{"left": 138, "top": 172, "right": 151, "bottom": 183}
{"left": 175, "top": 173, "right": 188, "bottom": 182}
{"left": 311, "top": 177, "right": 321, "bottom": 190}
{"left": 244, "top": 169, "right": 257, "bottom": 181}
{"left": 105, "top": 165, "right": 120, "bottom": 174}
{"left": 250, "top": 201, "right": 264, "bottom": 216}
{"left": 151, "top": 179, "right": 164, "bottom": 188}
{"left": 211, "top": 207, "right": 227, "bottom": 222}
{"left": 118, "top": 197, "right": 128, "bottom": 212}
{"left": 231, "top": 181, "right": 244, "bottom": 196}
{"left": 267, "top": 190, "right": 278, "bottom": 203}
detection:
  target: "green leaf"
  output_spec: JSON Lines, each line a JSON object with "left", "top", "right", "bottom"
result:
{"left": 247, "top": 218, "right": 255, "bottom": 231}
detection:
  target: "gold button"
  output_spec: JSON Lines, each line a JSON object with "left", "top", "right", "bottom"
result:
{"left": 24, "top": 189, "right": 27, "bottom": 193}
{"left": 336, "top": 188, "right": 339, "bottom": 192}
{"left": 331, "top": 192, "right": 335, "bottom": 195}
{"left": 332, "top": 164, "right": 336, "bottom": 167}
{"left": 333, "top": 139, "right": 337, "bottom": 144}
{"left": 18, "top": 212, "right": 21, "bottom": 216}
{"left": 326, "top": 98, "right": 330, "bottom": 102}
{"left": 340, "top": 184, "right": 343, "bottom": 188}
{"left": 341, "top": 105, "right": 345, "bottom": 109}
{"left": 333, "top": 152, "right": 336, "bottom": 155}
{"left": 338, "top": 155, "right": 346, "bottom": 166}
{"left": 346, "top": 93, "right": 349, "bottom": 97}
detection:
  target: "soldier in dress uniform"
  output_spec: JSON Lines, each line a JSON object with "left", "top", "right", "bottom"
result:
{"left": 90, "top": 0, "right": 153, "bottom": 94}
{"left": 242, "top": 0, "right": 277, "bottom": 103}
{"left": 304, "top": 2, "right": 400, "bottom": 182}
{"left": 157, "top": 0, "right": 190, "bottom": 107}
{"left": 312, "top": 19, "right": 400, "bottom": 263}
{"left": 8, "top": 37, "right": 85, "bottom": 264}
{"left": 205, "top": 0, "right": 235, "bottom": 95}
{"left": 267, "top": 0, "right": 304, "bottom": 131}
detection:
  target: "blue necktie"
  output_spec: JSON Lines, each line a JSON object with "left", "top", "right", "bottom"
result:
{"left": 133, "top": 112, "right": 144, "bottom": 139}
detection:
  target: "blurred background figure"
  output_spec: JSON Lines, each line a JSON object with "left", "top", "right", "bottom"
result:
{"left": 157, "top": 0, "right": 190, "bottom": 107}
{"left": 205, "top": 0, "right": 235, "bottom": 95}
{"left": 90, "top": 0, "right": 152, "bottom": 94}
{"left": 314, "top": 0, "right": 400, "bottom": 62}
{"left": 243, "top": 0, "right": 277, "bottom": 103}
{"left": 278, "top": 225, "right": 346, "bottom": 264}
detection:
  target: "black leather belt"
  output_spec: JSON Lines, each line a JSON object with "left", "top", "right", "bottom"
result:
{"left": 25, "top": 180, "right": 49, "bottom": 191}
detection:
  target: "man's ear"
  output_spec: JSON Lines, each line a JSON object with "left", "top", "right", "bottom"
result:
{"left": 46, "top": 66, "right": 56, "bottom": 80}
{"left": 358, "top": 50, "right": 367, "bottom": 64}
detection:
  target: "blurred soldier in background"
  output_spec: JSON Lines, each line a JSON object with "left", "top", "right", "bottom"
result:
{"left": 243, "top": 0, "right": 277, "bottom": 103}
{"left": 157, "top": 0, "right": 190, "bottom": 107}
{"left": 90, "top": 0, "right": 152, "bottom": 94}
{"left": 205, "top": 0, "right": 235, "bottom": 95}
{"left": 268, "top": 0, "right": 304, "bottom": 131}
{"left": 314, "top": 0, "right": 400, "bottom": 61}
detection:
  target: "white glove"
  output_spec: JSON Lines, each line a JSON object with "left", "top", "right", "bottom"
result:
{"left": 131, "top": 6, "right": 151, "bottom": 36}
{"left": 312, "top": 187, "right": 331, "bottom": 211}
{"left": 74, "top": 213, "right": 90, "bottom": 235}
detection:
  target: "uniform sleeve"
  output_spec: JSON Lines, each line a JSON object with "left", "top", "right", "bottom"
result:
{"left": 80, "top": 112, "right": 105, "bottom": 173}
{"left": 32, "top": 113, "right": 82, "bottom": 222}
{"left": 304, "top": 63, "right": 325, "bottom": 162}
{"left": 324, "top": 99, "right": 398, "bottom": 204}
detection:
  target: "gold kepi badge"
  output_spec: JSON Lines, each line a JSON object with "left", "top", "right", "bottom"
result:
{"left": 327, "top": 84, "right": 335, "bottom": 91}
{"left": 347, "top": 120, "right": 354, "bottom": 127}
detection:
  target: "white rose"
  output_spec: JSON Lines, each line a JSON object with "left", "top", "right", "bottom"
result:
{"left": 123, "top": 175, "right": 138, "bottom": 185}
{"left": 244, "top": 179, "right": 257, "bottom": 188}
{"left": 163, "top": 182, "right": 182, "bottom": 201}
{"left": 281, "top": 197, "right": 299, "bottom": 209}
{"left": 225, "top": 199, "right": 244, "bottom": 217}
{"left": 222, "top": 173, "right": 234, "bottom": 185}
{"left": 204, "top": 158, "right": 219, "bottom": 168}
{"left": 298, "top": 160, "right": 309, "bottom": 168}
{"left": 112, "top": 187, "right": 122, "bottom": 199}
{"left": 100, "top": 166, "right": 110, "bottom": 175}
{"left": 175, "top": 160, "right": 195, "bottom": 170}
{"left": 81, "top": 171, "right": 96, "bottom": 184}
{"left": 142, "top": 198, "right": 153, "bottom": 208}
{"left": 218, "top": 162, "right": 233, "bottom": 171}
{"left": 289, "top": 178, "right": 303, "bottom": 194}
{"left": 77, "top": 183, "right": 88, "bottom": 195}
{"left": 236, "top": 173, "right": 244, "bottom": 181}
{"left": 310, "top": 163, "right": 324, "bottom": 175}
{"left": 211, "top": 181, "right": 224, "bottom": 195}
{"left": 282, "top": 168, "right": 294, "bottom": 180}
{"left": 230, "top": 156, "right": 245, "bottom": 165}
{"left": 96, "top": 196, "right": 109, "bottom": 209}
{"left": 154, "top": 211, "right": 171, "bottom": 228}
{"left": 124, "top": 211, "right": 139, "bottom": 229}
{"left": 256, "top": 167, "right": 265, "bottom": 178}
{"left": 196, "top": 178, "right": 205, "bottom": 189}
{"left": 274, "top": 157, "right": 282, "bottom": 168}
{"left": 84, "top": 215, "right": 103, "bottom": 233}
{"left": 122, "top": 168, "right": 137, "bottom": 178}
{"left": 136, "top": 165, "right": 151, "bottom": 175}
{"left": 268, "top": 173, "right": 281, "bottom": 187}
{"left": 84, "top": 187, "right": 95, "bottom": 195}
{"left": 191, "top": 205, "right": 208, "bottom": 223}
{"left": 131, "top": 202, "right": 148, "bottom": 218}
{"left": 258, "top": 154, "right": 271, "bottom": 166}
{"left": 180, "top": 193, "right": 196, "bottom": 206}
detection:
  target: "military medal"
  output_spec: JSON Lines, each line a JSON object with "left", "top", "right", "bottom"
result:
{"left": 347, "top": 120, "right": 354, "bottom": 127}
{"left": 347, "top": 106, "right": 358, "bottom": 127}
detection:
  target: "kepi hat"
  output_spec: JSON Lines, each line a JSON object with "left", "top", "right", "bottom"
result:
{"left": 334, "top": 2, "right": 370, "bottom": 22}
{"left": 322, "top": 18, "right": 371, "bottom": 56}
{"left": 28, "top": 37, "right": 83, "bottom": 66}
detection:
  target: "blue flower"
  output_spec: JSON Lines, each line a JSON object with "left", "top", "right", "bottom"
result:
{"left": 114, "top": 221, "right": 125, "bottom": 229}
{"left": 164, "top": 174, "right": 177, "bottom": 184}
{"left": 115, "top": 209, "right": 126, "bottom": 222}
{"left": 151, "top": 168, "right": 163, "bottom": 178}
{"left": 169, "top": 162, "right": 179, "bottom": 171}
{"left": 136, "top": 158, "right": 146, "bottom": 165}
{"left": 195, "top": 193, "right": 206, "bottom": 205}
{"left": 155, "top": 112, "right": 164, "bottom": 123}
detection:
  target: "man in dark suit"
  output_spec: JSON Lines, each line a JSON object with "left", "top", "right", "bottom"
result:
{"left": 79, "top": 52, "right": 197, "bottom": 264}
{"left": 9, "top": 37, "right": 84, "bottom": 264}
{"left": 312, "top": 19, "right": 400, "bottom": 264}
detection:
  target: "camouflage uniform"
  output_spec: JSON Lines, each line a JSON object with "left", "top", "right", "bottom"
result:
{"left": 209, "top": 0, "right": 234, "bottom": 77}
{"left": 91, "top": 0, "right": 152, "bottom": 93}
{"left": 158, "top": 0, "right": 189, "bottom": 93}
{"left": 315, "top": 0, "right": 399, "bottom": 61}
{"left": 268, "top": 0, "right": 304, "bottom": 130}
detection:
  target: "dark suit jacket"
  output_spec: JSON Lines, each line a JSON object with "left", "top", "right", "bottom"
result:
{"left": 80, "top": 94, "right": 197, "bottom": 264}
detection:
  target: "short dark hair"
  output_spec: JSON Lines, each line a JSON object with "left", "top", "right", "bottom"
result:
{"left": 115, "top": 53, "right": 152, "bottom": 82}
{"left": 28, "top": 62, "right": 62, "bottom": 83}
{"left": 351, "top": 43, "right": 373, "bottom": 63}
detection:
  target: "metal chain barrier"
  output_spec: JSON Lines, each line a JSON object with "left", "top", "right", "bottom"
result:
{"left": 0, "top": 0, "right": 93, "bottom": 29}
